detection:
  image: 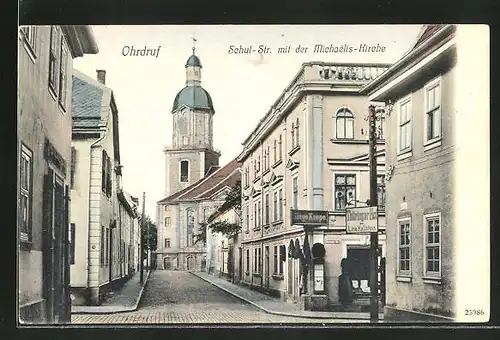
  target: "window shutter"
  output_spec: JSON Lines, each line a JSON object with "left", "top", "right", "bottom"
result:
{"left": 42, "top": 173, "right": 54, "bottom": 315}
{"left": 70, "top": 147, "right": 76, "bottom": 188}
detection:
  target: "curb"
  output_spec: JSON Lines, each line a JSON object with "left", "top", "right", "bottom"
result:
{"left": 189, "top": 271, "right": 379, "bottom": 320}
{"left": 71, "top": 270, "right": 151, "bottom": 315}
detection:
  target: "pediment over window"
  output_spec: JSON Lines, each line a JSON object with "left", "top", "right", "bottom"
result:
{"left": 250, "top": 187, "right": 261, "bottom": 197}
{"left": 261, "top": 178, "right": 270, "bottom": 188}
{"left": 270, "top": 172, "right": 284, "bottom": 185}
{"left": 286, "top": 158, "right": 300, "bottom": 171}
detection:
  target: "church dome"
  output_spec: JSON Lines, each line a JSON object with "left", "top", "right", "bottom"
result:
{"left": 185, "top": 54, "right": 202, "bottom": 68}
{"left": 172, "top": 86, "right": 214, "bottom": 112}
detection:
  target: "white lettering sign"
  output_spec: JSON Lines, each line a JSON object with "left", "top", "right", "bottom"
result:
{"left": 346, "top": 206, "right": 379, "bottom": 233}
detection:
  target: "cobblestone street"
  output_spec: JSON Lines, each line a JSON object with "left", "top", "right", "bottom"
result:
{"left": 72, "top": 271, "right": 366, "bottom": 324}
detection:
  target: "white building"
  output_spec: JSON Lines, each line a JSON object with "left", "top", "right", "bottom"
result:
{"left": 238, "top": 62, "right": 390, "bottom": 310}
{"left": 69, "top": 69, "right": 133, "bottom": 305}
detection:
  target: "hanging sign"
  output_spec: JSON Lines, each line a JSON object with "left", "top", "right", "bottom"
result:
{"left": 346, "top": 206, "right": 378, "bottom": 233}
{"left": 290, "top": 209, "right": 328, "bottom": 226}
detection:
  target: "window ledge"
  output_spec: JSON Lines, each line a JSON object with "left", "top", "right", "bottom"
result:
{"left": 271, "top": 220, "right": 283, "bottom": 225}
{"left": 58, "top": 102, "right": 67, "bottom": 114}
{"left": 253, "top": 272, "right": 262, "bottom": 277}
{"left": 423, "top": 276, "right": 442, "bottom": 285}
{"left": 272, "top": 274, "right": 284, "bottom": 280}
{"left": 245, "top": 230, "right": 250, "bottom": 234}
{"left": 288, "top": 145, "right": 300, "bottom": 156}
{"left": 19, "top": 240, "right": 33, "bottom": 251}
{"left": 22, "top": 40, "right": 37, "bottom": 63}
{"left": 397, "top": 150, "right": 412, "bottom": 161}
{"left": 253, "top": 227, "right": 261, "bottom": 231}
{"left": 245, "top": 272, "right": 250, "bottom": 275}
{"left": 243, "top": 184, "right": 250, "bottom": 190}
{"left": 424, "top": 138, "right": 442, "bottom": 151}
{"left": 253, "top": 176, "right": 261, "bottom": 183}
{"left": 271, "top": 159, "right": 283, "bottom": 168}
{"left": 263, "top": 224, "right": 270, "bottom": 228}
{"left": 262, "top": 169, "right": 270, "bottom": 176}
{"left": 48, "top": 85, "right": 58, "bottom": 101}
{"left": 396, "top": 275, "right": 412, "bottom": 283}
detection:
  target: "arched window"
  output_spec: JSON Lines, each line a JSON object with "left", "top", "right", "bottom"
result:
{"left": 336, "top": 108, "right": 354, "bottom": 139}
{"left": 180, "top": 160, "right": 189, "bottom": 182}
{"left": 186, "top": 208, "right": 195, "bottom": 246}
{"left": 203, "top": 207, "right": 210, "bottom": 222}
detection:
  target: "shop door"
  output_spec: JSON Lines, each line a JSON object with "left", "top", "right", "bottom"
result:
{"left": 347, "top": 247, "right": 382, "bottom": 294}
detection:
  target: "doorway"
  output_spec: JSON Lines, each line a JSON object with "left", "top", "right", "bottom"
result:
{"left": 187, "top": 256, "right": 194, "bottom": 271}
{"left": 164, "top": 257, "right": 172, "bottom": 270}
{"left": 264, "top": 246, "right": 270, "bottom": 289}
{"left": 346, "top": 246, "right": 382, "bottom": 295}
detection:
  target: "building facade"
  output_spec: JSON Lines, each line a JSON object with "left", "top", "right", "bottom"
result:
{"left": 362, "top": 24, "right": 460, "bottom": 321}
{"left": 156, "top": 159, "right": 241, "bottom": 271}
{"left": 238, "top": 62, "right": 390, "bottom": 309}
{"left": 69, "top": 69, "right": 136, "bottom": 306}
{"left": 17, "top": 25, "right": 98, "bottom": 323}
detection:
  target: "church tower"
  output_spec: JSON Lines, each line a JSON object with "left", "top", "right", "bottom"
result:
{"left": 164, "top": 47, "right": 220, "bottom": 197}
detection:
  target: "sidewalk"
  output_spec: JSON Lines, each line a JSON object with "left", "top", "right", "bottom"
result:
{"left": 191, "top": 271, "right": 384, "bottom": 320}
{"left": 71, "top": 270, "right": 151, "bottom": 314}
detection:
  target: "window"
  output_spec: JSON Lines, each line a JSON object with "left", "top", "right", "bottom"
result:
{"left": 70, "top": 147, "right": 76, "bottom": 188}
{"left": 398, "top": 219, "right": 411, "bottom": 275}
{"left": 186, "top": 208, "right": 194, "bottom": 246}
{"left": 70, "top": 223, "right": 76, "bottom": 265}
{"left": 164, "top": 216, "right": 170, "bottom": 227}
{"left": 278, "top": 189, "right": 283, "bottom": 219}
{"left": 267, "top": 146, "right": 270, "bottom": 169}
{"left": 101, "top": 150, "right": 112, "bottom": 196}
{"left": 254, "top": 248, "right": 258, "bottom": 272}
{"left": 278, "top": 245, "right": 284, "bottom": 275}
{"left": 246, "top": 249, "right": 250, "bottom": 272}
{"left": 336, "top": 107, "right": 354, "bottom": 139}
{"left": 48, "top": 26, "right": 59, "bottom": 94}
{"left": 278, "top": 134, "right": 282, "bottom": 160}
{"left": 295, "top": 118, "right": 300, "bottom": 147}
{"left": 106, "top": 227, "right": 110, "bottom": 265}
{"left": 425, "top": 79, "right": 441, "bottom": 143}
{"left": 273, "top": 245, "right": 278, "bottom": 274}
{"left": 58, "top": 38, "right": 69, "bottom": 108}
{"left": 245, "top": 203, "right": 249, "bottom": 231}
{"left": 19, "top": 144, "right": 33, "bottom": 243}
{"left": 273, "top": 192, "right": 278, "bottom": 221}
{"left": 100, "top": 225, "right": 106, "bottom": 266}
{"left": 257, "top": 156, "right": 260, "bottom": 172}
{"left": 203, "top": 207, "right": 210, "bottom": 222}
{"left": 425, "top": 213, "right": 441, "bottom": 277}
{"left": 164, "top": 238, "right": 171, "bottom": 248}
{"left": 291, "top": 122, "right": 295, "bottom": 148}
{"left": 334, "top": 174, "right": 356, "bottom": 210}
{"left": 263, "top": 148, "right": 267, "bottom": 171}
{"left": 399, "top": 98, "right": 412, "bottom": 152}
{"left": 180, "top": 160, "right": 189, "bottom": 182}
{"left": 258, "top": 247, "right": 262, "bottom": 273}
{"left": 273, "top": 140, "right": 277, "bottom": 164}
{"left": 292, "top": 177, "right": 298, "bottom": 209}
{"left": 21, "top": 26, "right": 37, "bottom": 54}
{"left": 264, "top": 194, "right": 269, "bottom": 225}
{"left": 253, "top": 203, "right": 257, "bottom": 228}
{"left": 257, "top": 200, "right": 261, "bottom": 227}
{"left": 377, "top": 175, "right": 386, "bottom": 210}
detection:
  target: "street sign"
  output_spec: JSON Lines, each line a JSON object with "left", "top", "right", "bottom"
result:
{"left": 346, "top": 206, "right": 378, "bottom": 233}
{"left": 290, "top": 209, "right": 328, "bottom": 226}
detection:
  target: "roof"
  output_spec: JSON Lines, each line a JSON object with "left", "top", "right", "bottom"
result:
{"left": 172, "top": 85, "right": 214, "bottom": 112}
{"left": 186, "top": 54, "right": 202, "bottom": 68}
{"left": 71, "top": 75, "right": 104, "bottom": 128}
{"left": 158, "top": 158, "right": 241, "bottom": 204}
{"left": 411, "top": 24, "right": 447, "bottom": 51}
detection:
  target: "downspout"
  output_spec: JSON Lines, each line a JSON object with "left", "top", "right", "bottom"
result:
{"left": 88, "top": 133, "right": 106, "bottom": 295}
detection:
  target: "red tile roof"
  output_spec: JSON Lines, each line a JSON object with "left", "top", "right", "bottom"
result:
{"left": 157, "top": 158, "right": 241, "bottom": 204}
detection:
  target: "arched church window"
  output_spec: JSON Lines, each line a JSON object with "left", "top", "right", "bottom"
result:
{"left": 336, "top": 107, "right": 354, "bottom": 139}
{"left": 180, "top": 160, "right": 189, "bottom": 182}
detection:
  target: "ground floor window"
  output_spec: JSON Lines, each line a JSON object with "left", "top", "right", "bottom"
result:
{"left": 424, "top": 212, "right": 441, "bottom": 278}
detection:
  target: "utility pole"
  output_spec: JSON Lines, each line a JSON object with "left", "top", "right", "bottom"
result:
{"left": 368, "top": 104, "right": 379, "bottom": 322}
{"left": 140, "top": 192, "right": 145, "bottom": 283}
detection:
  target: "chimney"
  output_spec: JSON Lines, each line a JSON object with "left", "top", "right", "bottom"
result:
{"left": 96, "top": 70, "right": 106, "bottom": 85}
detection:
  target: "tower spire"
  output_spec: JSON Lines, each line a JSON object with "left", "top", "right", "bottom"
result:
{"left": 192, "top": 33, "right": 197, "bottom": 54}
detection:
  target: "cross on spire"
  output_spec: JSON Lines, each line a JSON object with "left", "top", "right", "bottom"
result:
{"left": 192, "top": 33, "right": 197, "bottom": 54}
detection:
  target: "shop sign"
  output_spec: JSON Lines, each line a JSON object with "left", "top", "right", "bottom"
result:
{"left": 346, "top": 206, "right": 378, "bottom": 233}
{"left": 290, "top": 209, "right": 328, "bottom": 226}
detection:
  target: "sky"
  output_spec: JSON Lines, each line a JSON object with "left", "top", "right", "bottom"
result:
{"left": 73, "top": 24, "right": 423, "bottom": 220}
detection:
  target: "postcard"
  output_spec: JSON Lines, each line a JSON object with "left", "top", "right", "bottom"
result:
{"left": 17, "top": 24, "right": 490, "bottom": 325}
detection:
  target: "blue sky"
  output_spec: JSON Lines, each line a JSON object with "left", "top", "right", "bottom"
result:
{"left": 73, "top": 24, "right": 423, "bottom": 219}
